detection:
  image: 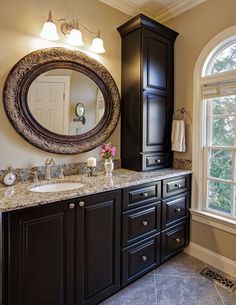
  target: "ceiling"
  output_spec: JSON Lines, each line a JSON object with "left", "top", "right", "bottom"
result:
{"left": 99, "top": 0, "right": 207, "bottom": 22}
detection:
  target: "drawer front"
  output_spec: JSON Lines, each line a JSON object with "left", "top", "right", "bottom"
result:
{"left": 122, "top": 202, "right": 161, "bottom": 247}
{"left": 122, "top": 234, "right": 160, "bottom": 286}
{"left": 163, "top": 175, "right": 190, "bottom": 198}
{"left": 161, "top": 221, "right": 189, "bottom": 263}
{"left": 162, "top": 192, "right": 189, "bottom": 229}
{"left": 123, "top": 181, "right": 161, "bottom": 211}
{"left": 142, "top": 153, "right": 170, "bottom": 171}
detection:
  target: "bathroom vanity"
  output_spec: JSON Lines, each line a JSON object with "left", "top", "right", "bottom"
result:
{"left": 0, "top": 169, "right": 191, "bottom": 305}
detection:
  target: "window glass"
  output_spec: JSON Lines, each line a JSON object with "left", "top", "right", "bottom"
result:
{"left": 206, "top": 43, "right": 236, "bottom": 75}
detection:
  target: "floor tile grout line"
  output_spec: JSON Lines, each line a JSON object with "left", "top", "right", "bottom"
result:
{"left": 154, "top": 274, "right": 207, "bottom": 278}
{"left": 153, "top": 271, "right": 158, "bottom": 305}
{"left": 214, "top": 283, "right": 226, "bottom": 305}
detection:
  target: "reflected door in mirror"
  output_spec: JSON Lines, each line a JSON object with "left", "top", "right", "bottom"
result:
{"left": 28, "top": 69, "right": 105, "bottom": 136}
{"left": 28, "top": 76, "right": 69, "bottom": 135}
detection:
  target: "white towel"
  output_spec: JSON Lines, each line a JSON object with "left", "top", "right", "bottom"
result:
{"left": 171, "top": 120, "right": 186, "bottom": 152}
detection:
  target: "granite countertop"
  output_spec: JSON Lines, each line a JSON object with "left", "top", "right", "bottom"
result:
{"left": 0, "top": 168, "right": 191, "bottom": 212}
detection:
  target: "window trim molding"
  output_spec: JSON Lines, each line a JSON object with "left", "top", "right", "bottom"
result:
{"left": 192, "top": 25, "right": 236, "bottom": 225}
{"left": 190, "top": 209, "right": 236, "bottom": 235}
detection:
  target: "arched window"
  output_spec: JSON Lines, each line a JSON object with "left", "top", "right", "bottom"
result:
{"left": 193, "top": 26, "right": 236, "bottom": 227}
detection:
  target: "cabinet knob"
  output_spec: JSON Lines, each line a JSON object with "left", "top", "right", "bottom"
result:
{"left": 175, "top": 238, "right": 181, "bottom": 243}
{"left": 143, "top": 192, "right": 148, "bottom": 198}
{"left": 79, "top": 201, "right": 85, "bottom": 207}
{"left": 175, "top": 208, "right": 181, "bottom": 212}
{"left": 142, "top": 221, "right": 148, "bottom": 227}
{"left": 175, "top": 184, "right": 182, "bottom": 188}
{"left": 141, "top": 255, "right": 147, "bottom": 261}
{"left": 157, "top": 159, "right": 161, "bottom": 163}
{"left": 69, "top": 203, "right": 75, "bottom": 209}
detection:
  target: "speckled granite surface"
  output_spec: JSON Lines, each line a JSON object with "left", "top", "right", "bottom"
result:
{"left": 0, "top": 168, "right": 191, "bottom": 212}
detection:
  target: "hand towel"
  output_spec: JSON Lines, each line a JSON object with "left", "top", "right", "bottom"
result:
{"left": 171, "top": 120, "right": 186, "bottom": 152}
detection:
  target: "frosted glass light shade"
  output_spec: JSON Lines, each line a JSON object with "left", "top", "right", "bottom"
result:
{"left": 40, "top": 21, "right": 59, "bottom": 41}
{"left": 67, "top": 29, "right": 84, "bottom": 46}
{"left": 90, "top": 37, "right": 105, "bottom": 53}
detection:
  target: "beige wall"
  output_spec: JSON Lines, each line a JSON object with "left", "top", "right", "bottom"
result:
{"left": 165, "top": 0, "right": 236, "bottom": 261}
{"left": 0, "top": 0, "right": 128, "bottom": 169}
{"left": 165, "top": 0, "right": 236, "bottom": 161}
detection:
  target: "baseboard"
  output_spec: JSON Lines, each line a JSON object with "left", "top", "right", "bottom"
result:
{"left": 184, "top": 242, "right": 236, "bottom": 278}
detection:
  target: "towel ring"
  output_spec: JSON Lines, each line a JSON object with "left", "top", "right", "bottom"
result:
{"left": 173, "top": 107, "right": 192, "bottom": 125}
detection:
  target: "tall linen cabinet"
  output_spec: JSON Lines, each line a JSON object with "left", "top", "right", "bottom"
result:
{"left": 118, "top": 15, "right": 178, "bottom": 171}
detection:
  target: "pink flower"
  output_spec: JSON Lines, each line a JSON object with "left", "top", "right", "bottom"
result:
{"left": 100, "top": 143, "right": 116, "bottom": 159}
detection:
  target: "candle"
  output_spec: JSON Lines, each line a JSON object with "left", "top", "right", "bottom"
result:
{"left": 87, "top": 157, "right": 96, "bottom": 167}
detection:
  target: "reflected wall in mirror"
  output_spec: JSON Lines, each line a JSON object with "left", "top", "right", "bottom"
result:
{"left": 3, "top": 48, "right": 120, "bottom": 154}
{"left": 27, "top": 69, "right": 105, "bottom": 135}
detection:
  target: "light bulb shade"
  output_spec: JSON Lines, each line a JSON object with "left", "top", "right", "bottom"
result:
{"left": 67, "top": 29, "right": 84, "bottom": 46}
{"left": 40, "top": 21, "right": 59, "bottom": 41}
{"left": 90, "top": 37, "right": 105, "bottom": 53}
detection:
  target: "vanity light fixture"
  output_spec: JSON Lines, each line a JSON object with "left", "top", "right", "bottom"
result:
{"left": 40, "top": 10, "right": 105, "bottom": 53}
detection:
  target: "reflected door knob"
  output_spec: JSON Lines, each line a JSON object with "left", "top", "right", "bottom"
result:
{"left": 142, "top": 221, "right": 148, "bottom": 227}
{"left": 69, "top": 203, "right": 75, "bottom": 209}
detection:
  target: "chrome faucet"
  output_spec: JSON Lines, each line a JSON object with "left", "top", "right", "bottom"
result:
{"left": 45, "top": 158, "right": 55, "bottom": 180}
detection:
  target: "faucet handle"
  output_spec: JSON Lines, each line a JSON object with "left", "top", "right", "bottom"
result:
{"left": 30, "top": 170, "right": 39, "bottom": 183}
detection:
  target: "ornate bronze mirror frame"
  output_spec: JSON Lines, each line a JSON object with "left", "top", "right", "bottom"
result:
{"left": 3, "top": 48, "right": 120, "bottom": 154}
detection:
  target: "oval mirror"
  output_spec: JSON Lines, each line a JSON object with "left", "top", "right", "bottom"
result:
{"left": 3, "top": 48, "right": 120, "bottom": 154}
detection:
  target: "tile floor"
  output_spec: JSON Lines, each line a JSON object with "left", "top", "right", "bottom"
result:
{"left": 100, "top": 252, "right": 236, "bottom": 305}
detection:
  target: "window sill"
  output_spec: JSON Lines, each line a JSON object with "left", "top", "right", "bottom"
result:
{"left": 190, "top": 209, "right": 236, "bottom": 235}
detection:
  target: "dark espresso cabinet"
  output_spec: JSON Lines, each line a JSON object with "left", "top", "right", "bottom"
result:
{"left": 2, "top": 174, "right": 190, "bottom": 305}
{"left": 118, "top": 15, "right": 178, "bottom": 171}
{"left": 75, "top": 191, "right": 121, "bottom": 305}
{"left": 3, "top": 191, "right": 121, "bottom": 305}
{"left": 3, "top": 200, "right": 75, "bottom": 305}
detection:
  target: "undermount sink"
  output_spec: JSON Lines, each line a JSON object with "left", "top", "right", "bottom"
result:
{"left": 29, "top": 182, "right": 84, "bottom": 193}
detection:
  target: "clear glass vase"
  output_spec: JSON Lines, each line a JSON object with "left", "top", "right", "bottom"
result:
{"left": 104, "top": 158, "right": 114, "bottom": 176}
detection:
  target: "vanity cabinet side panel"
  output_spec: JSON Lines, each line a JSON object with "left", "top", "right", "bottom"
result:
{"left": 120, "top": 30, "right": 142, "bottom": 171}
{"left": 3, "top": 202, "right": 75, "bottom": 305}
{"left": 76, "top": 190, "right": 121, "bottom": 305}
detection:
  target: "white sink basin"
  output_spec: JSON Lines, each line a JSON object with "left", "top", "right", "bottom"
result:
{"left": 29, "top": 182, "right": 84, "bottom": 193}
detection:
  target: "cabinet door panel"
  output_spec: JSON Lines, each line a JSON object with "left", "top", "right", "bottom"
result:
{"left": 143, "top": 92, "right": 168, "bottom": 152}
{"left": 143, "top": 30, "right": 171, "bottom": 91}
{"left": 76, "top": 191, "right": 121, "bottom": 305}
{"left": 4, "top": 202, "right": 74, "bottom": 305}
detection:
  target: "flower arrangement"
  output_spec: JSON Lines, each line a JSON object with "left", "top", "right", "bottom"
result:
{"left": 100, "top": 143, "right": 116, "bottom": 159}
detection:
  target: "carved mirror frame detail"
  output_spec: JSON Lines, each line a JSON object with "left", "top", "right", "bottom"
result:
{"left": 3, "top": 48, "right": 120, "bottom": 154}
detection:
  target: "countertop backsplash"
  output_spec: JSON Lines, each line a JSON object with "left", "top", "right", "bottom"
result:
{"left": 0, "top": 159, "right": 122, "bottom": 183}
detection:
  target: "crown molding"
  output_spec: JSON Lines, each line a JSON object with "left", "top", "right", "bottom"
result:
{"left": 155, "top": 0, "right": 207, "bottom": 23}
{"left": 99, "top": 0, "right": 141, "bottom": 16}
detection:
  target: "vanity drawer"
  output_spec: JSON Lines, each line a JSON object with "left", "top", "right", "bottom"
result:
{"left": 122, "top": 181, "right": 161, "bottom": 211}
{"left": 162, "top": 175, "right": 190, "bottom": 198}
{"left": 122, "top": 234, "right": 160, "bottom": 286}
{"left": 161, "top": 221, "right": 189, "bottom": 263}
{"left": 162, "top": 192, "right": 189, "bottom": 229}
{"left": 142, "top": 153, "right": 170, "bottom": 171}
{"left": 122, "top": 202, "right": 161, "bottom": 247}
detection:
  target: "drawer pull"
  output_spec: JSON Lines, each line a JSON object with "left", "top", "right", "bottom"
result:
{"left": 175, "top": 238, "right": 181, "bottom": 243}
{"left": 142, "top": 192, "right": 149, "bottom": 198}
{"left": 155, "top": 159, "right": 161, "bottom": 163}
{"left": 174, "top": 184, "right": 182, "bottom": 188}
{"left": 141, "top": 255, "right": 147, "bottom": 261}
{"left": 69, "top": 203, "right": 75, "bottom": 209}
{"left": 175, "top": 208, "right": 181, "bottom": 212}
{"left": 142, "top": 221, "right": 148, "bottom": 227}
{"left": 79, "top": 201, "right": 85, "bottom": 207}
